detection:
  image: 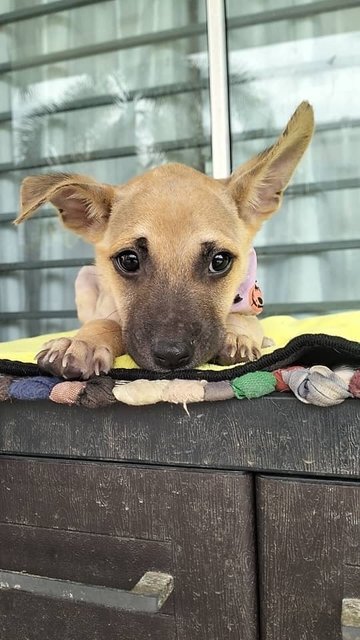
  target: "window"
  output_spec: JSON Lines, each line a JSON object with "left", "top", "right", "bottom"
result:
{"left": 227, "top": 0, "right": 360, "bottom": 314}
{"left": 0, "top": 0, "right": 359, "bottom": 341}
{"left": 0, "top": 0, "right": 210, "bottom": 340}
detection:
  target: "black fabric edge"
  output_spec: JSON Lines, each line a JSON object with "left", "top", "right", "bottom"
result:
{"left": 0, "top": 333, "right": 359, "bottom": 382}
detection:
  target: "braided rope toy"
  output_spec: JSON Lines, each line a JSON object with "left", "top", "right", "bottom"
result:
{"left": 1, "top": 364, "right": 359, "bottom": 408}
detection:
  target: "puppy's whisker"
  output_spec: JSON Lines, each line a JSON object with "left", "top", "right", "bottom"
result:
{"left": 102, "top": 309, "right": 119, "bottom": 320}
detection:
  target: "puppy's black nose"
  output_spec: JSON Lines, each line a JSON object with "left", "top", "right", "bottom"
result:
{"left": 153, "top": 340, "right": 193, "bottom": 369}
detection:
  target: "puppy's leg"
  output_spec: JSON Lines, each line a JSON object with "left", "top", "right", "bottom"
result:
{"left": 36, "top": 267, "right": 124, "bottom": 379}
{"left": 75, "top": 266, "right": 101, "bottom": 324}
{"left": 75, "top": 266, "right": 120, "bottom": 324}
{"left": 215, "top": 313, "right": 265, "bottom": 365}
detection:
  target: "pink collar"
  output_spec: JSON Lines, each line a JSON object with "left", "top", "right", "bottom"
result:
{"left": 231, "top": 248, "right": 263, "bottom": 315}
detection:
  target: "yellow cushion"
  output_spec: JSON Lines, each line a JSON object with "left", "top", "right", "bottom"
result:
{"left": 0, "top": 311, "right": 359, "bottom": 370}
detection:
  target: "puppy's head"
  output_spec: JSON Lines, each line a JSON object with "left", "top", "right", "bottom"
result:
{"left": 16, "top": 102, "right": 314, "bottom": 370}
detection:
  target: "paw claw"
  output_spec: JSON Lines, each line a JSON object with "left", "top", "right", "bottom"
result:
{"left": 61, "top": 353, "right": 73, "bottom": 368}
{"left": 35, "top": 349, "right": 47, "bottom": 360}
{"left": 229, "top": 344, "right": 237, "bottom": 358}
{"left": 48, "top": 351, "right": 59, "bottom": 364}
{"left": 216, "top": 333, "right": 263, "bottom": 366}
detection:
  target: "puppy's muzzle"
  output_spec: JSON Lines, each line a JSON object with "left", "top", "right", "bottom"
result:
{"left": 152, "top": 338, "right": 194, "bottom": 370}
{"left": 126, "top": 284, "right": 223, "bottom": 370}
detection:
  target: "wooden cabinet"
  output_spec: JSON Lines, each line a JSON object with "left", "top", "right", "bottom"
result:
{"left": 0, "top": 457, "right": 257, "bottom": 640}
{"left": 0, "top": 396, "right": 359, "bottom": 639}
{"left": 257, "top": 477, "right": 360, "bottom": 640}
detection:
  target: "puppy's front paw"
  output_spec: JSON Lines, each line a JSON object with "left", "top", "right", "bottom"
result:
{"left": 36, "top": 337, "right": 113, "bottom": 379}
{"left": 215, "top": 332, "right": 262, "bottom": 366}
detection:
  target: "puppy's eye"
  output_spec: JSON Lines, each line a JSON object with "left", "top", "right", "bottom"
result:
{"left": 112, "top": 250, "right": 140, "bottom": 274}
{"left": 209, "top": 252, "right": 233, "bottom": 274}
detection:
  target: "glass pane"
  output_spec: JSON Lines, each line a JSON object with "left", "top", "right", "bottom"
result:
{"left": 227, "top": 0, "right": 312, "bottom": 17}
{"left": 1, "top": 0, "right": 205, "bottom": 59}
{"left": 226, "top": 2, "right": 360, "bottom": 312}
{"left": 0, "top": 0, "right": 46, "bottom": 14}
{"left": 258, "top": 249, "right": 360, "bottom": 306}
{"left": 0, "top": 0, "right": 210, "bottom": 340}
{"left": 0, "top": 89, "right": 210, "bottom": 167}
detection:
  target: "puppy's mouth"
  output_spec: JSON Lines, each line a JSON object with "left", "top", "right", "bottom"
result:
{"left": 124, "top": 325, "right": 224, "bottom": 372}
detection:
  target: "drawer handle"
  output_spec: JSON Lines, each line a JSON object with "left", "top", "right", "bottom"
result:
{"left": 0, "top": 569, "right": 173, "bottom": 613}
{"left": 342, "top": 598, "right": 360, "bottom": 639}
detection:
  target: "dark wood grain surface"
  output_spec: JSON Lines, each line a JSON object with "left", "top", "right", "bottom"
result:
{"left": 0, "top": 522, "right": 173, "bottom": 594}
{"left": 0, "top": 590, "right": 176, "bottom": 640}
{"left": 0, "top": 396, "right": 359, "bottom": 477}
{"left": 344, "top": 565, "right": 360, "bottom": 599}
{"left": 257, "top": 475, "right": 360, "bottom": 640}
{"left": 0, "top": 456, "right": 257, "bottom": 640}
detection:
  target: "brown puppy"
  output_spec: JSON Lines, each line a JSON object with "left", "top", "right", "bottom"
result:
{"left": 16, "top": 101, "right": 314, "bottom": 378}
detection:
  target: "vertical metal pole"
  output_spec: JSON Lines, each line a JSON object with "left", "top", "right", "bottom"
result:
{"left": 206, "top": 0, "right": 231, "bottom": 178}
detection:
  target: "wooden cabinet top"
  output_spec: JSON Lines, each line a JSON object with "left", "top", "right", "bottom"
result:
{"left": 1, "top": 396, "right": 359, "bottom": 479}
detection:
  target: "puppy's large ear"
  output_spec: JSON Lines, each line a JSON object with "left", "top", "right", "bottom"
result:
{"left": 15, "top": 173, "right": 116, "bottom": 243}
{"left": 225, "top": 101, "right": 314, "bottom": 231}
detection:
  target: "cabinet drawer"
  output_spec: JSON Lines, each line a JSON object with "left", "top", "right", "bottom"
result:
{"left": 257, "top": 476, "right": 360, "bottom": 640}
{"left": 0, "top": 457, "right": 257, "bottom": 640}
